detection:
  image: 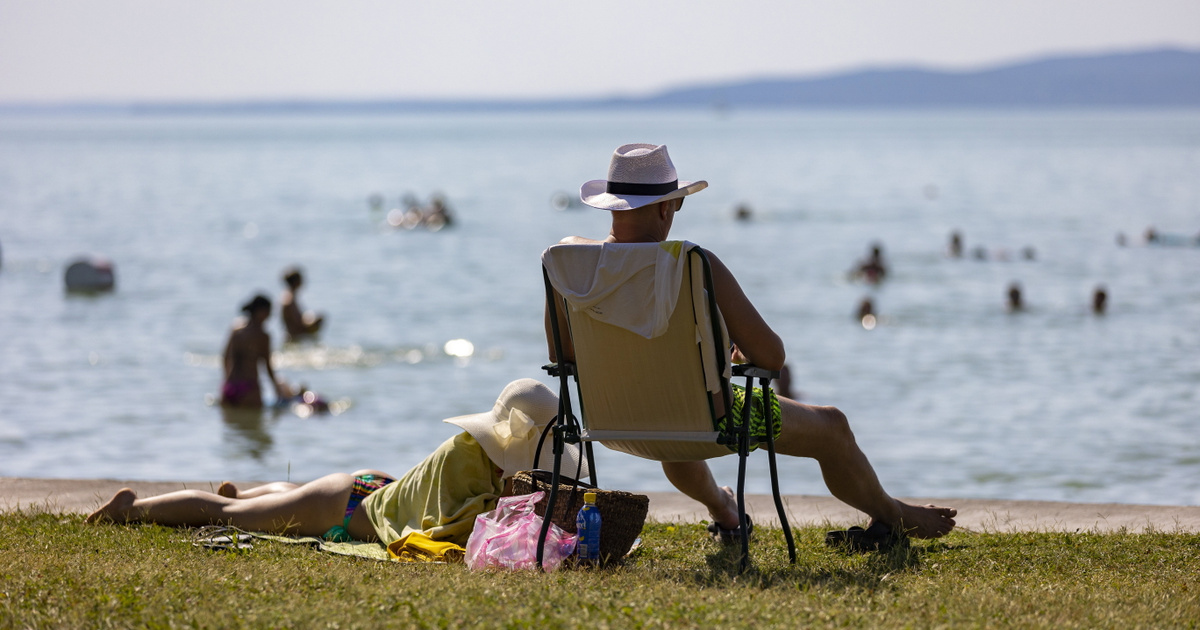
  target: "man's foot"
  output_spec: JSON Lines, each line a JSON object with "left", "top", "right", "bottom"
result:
{"left": 86, "top": 488, "right": 137, "bottom": 524}
{"left": 708, "top": 515, "right": 753, "bottom": 546}
{"left": 709, "top": 486, "right": 742, "bottom": 531}
{"left": 878, "top": 502, "right": 957, "bottom": 539}
{"left": 217, "top": 482, "right": 238, "bottom": 498}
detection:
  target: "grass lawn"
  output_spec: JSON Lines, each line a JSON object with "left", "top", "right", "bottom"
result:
{"left": 2, "top": 508, "right": 1198, "bottom": 628}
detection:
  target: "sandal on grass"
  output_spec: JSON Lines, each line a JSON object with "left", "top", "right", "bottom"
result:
{"left": 191, "top": 525, "right": 255, "bottom": 552}
{"left": 824, "top": 521, "right": 906, "bottom": 553}
{"left": 707, "top": 515, "right": 753, "bottom": 546}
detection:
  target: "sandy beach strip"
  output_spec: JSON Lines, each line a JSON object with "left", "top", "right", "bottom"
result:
{"left": 3, "top": 476, "right": 1198, "bottom": 534}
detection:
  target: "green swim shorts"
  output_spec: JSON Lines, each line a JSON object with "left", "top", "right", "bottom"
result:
{"left": 716, "top": 384, "right": 783, "bottom": 452}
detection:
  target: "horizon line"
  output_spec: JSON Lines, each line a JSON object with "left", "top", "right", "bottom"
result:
{"left": 2, "top": 45, "right": 1197, "bottom": 111}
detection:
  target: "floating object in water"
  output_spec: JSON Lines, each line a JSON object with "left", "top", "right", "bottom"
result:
{"left": 64, "top": 257, "right": 115, "bottom": 292}
{"left": 1145, "top": 230, "right": 1200, "bottom": 247}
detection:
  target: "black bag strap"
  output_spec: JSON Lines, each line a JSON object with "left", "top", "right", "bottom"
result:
{"left": 532, "top": 418, "right": 585, "bottom": 483}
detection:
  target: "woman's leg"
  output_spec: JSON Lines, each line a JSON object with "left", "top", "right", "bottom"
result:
{"left": 87, "top": 473, "right": 356, "bottom": 537}
{"left": 217, "top": 481, "right": 301, "bottom": 499}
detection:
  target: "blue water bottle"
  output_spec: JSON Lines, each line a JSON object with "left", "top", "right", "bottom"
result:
{"left": 576, "top": 492, "right": 602, "bottom": 565}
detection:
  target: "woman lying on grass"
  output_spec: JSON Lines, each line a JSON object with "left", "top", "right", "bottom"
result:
{"left": 88, "top": 379, "right": 585, "bottom": 547}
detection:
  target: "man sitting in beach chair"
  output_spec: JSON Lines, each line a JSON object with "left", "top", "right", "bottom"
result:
{"left": 544, "top": 143, "right": 957, "bottom": 547}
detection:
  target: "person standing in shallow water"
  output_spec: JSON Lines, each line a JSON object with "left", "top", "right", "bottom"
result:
{"left": 280, "top": 267, "right": 325, "bottom": 342}
{"left": 222, "top": 294, "right": 284, "bottom": 408}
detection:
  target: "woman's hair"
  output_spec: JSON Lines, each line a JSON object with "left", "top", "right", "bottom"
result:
{"left": 241, "top": 294, "right": 271, "bottom": 314}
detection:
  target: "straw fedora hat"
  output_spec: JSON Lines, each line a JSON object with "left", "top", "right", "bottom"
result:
{"left": 580, "top": 143, "right": 708, "bottom": 211}
{"left": 443, "top": 379, "right": 588, "bottom": 480}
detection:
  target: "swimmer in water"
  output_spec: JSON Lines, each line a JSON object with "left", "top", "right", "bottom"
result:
{"left": 1007, "top": 282, "right": 1024, "bottom": 313}
{"left": 948, "top": 231, "right": 963, "bottom": 258}
{"left": 280, "top": 267, "right": 324, "bottom": 342}
{"left": 855, "top": 243, "right": 888, "bottom": 283}
{"left": 422, "top": 194, "right": 455, "bottom": 230}
{"left": 857, "top": 297, "right": 875, "bottom": 321}
{"left": 221, "top": 294, "right": 285, "bottom": 408}
{"left": 1092, "top": 286, "right": 1108, "bottom": 315}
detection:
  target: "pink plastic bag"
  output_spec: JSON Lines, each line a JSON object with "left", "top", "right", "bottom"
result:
{"left": 466, "top": 491, "right": 577, "bottom": 572}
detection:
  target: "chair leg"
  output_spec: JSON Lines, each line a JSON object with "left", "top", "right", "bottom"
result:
{"left": 759, "top": 375, "right": 796, "bottom": 564}
{"left": 536, "top": 425, "right": 567, "bottom": 571}
{"left": 766, "top": 435, "right": 797, "bottom": 564}
{"left": 736, "top": 375, "right": 755, "bottom": 573}
{"left": 737, "top": 451, "right": 750, "bottom": 572}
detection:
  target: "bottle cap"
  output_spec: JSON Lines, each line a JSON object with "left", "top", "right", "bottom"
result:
{"left": 584, "top": 492, "right": 597, "bottom": 503}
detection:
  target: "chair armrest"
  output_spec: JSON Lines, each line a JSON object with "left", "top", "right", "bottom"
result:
{"left": 542, "top": 362, "right": 577, "bottom": 378}
{"left": 731, "top": 364, "right": 780, "bottom": 380}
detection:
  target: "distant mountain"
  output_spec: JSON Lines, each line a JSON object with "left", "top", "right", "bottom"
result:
{"left": 625, "top": 48, "right": 1200, "bottom": 109}
{"left": 3, "top": 48, "right": 1198, "bottom": 114}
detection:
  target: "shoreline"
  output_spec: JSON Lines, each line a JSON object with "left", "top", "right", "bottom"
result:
{"left": 4, "top": 476, "right": 1199, "bottom": 533}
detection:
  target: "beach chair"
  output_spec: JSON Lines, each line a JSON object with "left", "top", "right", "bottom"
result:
{"left": 536, "top": 241, "right": 796, "bottom": 571}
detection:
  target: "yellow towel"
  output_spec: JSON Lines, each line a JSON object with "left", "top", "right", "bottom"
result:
{"left": 387, "top": 531, "right": 466, "bottom": 563}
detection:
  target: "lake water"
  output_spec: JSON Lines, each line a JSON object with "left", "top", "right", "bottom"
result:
{"left": 1, "top": 109, "right": 1198, "bottom": 507}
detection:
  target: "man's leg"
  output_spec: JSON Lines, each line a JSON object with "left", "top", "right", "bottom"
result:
{"left": 661, "top": 461, "right": 741, "bottom": 530}
{"left": 773, "top": 398, "right": 956, "bottom": 538}
{"left": 87, "top": 473, "right": 355, "bottom": 537}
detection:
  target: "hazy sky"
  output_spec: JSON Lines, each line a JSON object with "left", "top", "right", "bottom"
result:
{"left": 2, "top": 0, "right": 1199, "bottom": 103}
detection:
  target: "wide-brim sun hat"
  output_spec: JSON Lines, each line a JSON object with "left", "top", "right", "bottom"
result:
{"left": 443, "top": 378, "right": 588, "bottom": 480}
{"left": 580, "top": 143, "right": 708, "bottom": 211}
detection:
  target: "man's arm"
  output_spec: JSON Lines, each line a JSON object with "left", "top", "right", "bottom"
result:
{"left": 705, "top": 249, "right": 786, "bottom": 371}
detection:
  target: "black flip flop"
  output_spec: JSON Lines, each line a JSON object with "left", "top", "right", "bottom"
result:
{"left": 707, "top": 515, "right": 754, "bottom": 546}
{"left": 825, "top": 521, "right": 906, "bottom": 553}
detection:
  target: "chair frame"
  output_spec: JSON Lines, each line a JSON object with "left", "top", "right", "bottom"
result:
{"left": 536, "top": 244, "right": 796, "bottom": 571}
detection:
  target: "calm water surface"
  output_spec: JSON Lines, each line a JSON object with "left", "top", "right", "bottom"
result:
{"left": 1, "top": 110, "right": 1197, "bottom": 505}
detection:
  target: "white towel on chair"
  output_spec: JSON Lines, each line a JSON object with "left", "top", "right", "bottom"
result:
{"left": 544, "top": 241, "right": 693, "bottom": 339}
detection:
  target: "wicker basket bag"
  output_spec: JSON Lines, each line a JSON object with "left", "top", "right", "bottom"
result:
{"left": 511, "top": 470, "right": 649, "bottom": 563}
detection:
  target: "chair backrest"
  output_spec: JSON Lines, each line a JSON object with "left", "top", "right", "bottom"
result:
{"left": 542, "top": 242, "right": 733, "bottom": 462}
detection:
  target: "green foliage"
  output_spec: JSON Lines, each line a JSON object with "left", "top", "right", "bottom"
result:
{"left": 2, "top": 509, "right": 1198, "bottom": 629}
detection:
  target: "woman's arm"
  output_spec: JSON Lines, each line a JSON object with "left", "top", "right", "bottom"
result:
{"left": 258, "top": 332, "right": 284, "bottom": 397}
